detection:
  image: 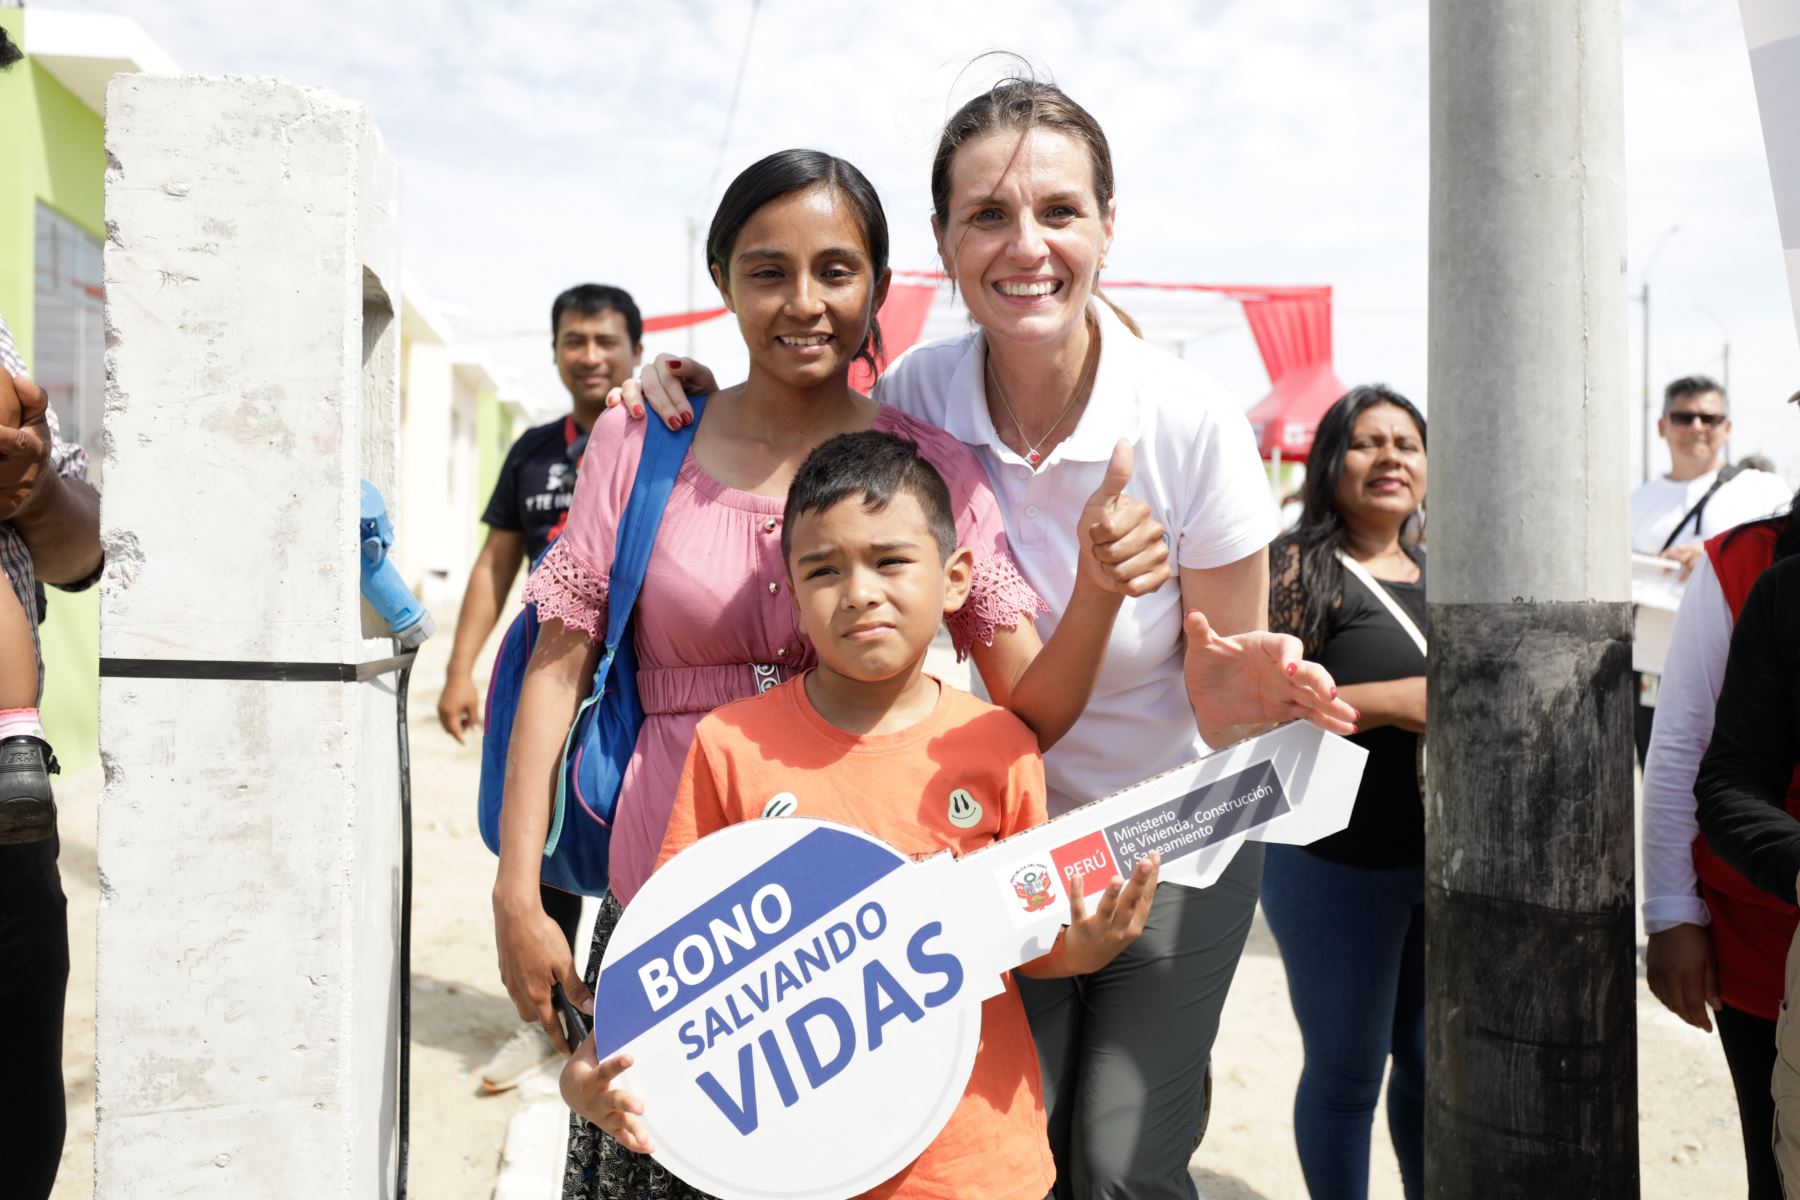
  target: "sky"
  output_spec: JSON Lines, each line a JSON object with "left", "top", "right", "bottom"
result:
{"left": 63, "top": 0, "right": 1800, "bottom": 482}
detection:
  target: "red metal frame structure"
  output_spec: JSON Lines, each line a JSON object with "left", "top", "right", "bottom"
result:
{"left": 643, "top": 273, "right": 1346, "bottom": 462}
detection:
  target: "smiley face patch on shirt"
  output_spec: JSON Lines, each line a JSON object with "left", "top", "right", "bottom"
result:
{"left": 946, "top": 788, "right": 983, "bottom": 829}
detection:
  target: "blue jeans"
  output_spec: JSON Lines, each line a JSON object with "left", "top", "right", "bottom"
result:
{"left": 1259, "top": 844, "right": 1424, "bottom": 1200}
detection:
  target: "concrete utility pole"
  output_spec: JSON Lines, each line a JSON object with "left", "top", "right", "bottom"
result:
{"left": 98, "top": 76, "right": 406, "bottom": 1198}
{"left": 1427, "top": 2, "right": 1637, "bottom": 1196}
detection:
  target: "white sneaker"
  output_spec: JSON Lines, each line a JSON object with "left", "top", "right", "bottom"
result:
{"left": 479, "top": 1024, "right": 557, "bottom": 1094}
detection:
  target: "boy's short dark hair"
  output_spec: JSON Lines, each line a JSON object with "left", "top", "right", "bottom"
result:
{"left": 1664, "top": 374, "right": 1726, "bottom": 413}
{"left": 783, "top": 432, "right": 958, "bottom": 566}
{"left": 551, "top": 284, "right": 643, "bottom": 347}
{"left": 0, "top": 27, "right": 23, "bottom": 71}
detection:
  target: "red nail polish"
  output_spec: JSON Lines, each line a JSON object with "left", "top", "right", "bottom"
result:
{"left": 1286, "top": 663, "right": 1297, "bottom": 676}
{"left": 668, "top": 358, "right": 683, "bottom": 369}
{"left": 681, "top": 412, "right": 693, "bottom": 427}
{"left": 632, "top": 404, "right": 643, "bottom": 418}
{"left": 1330, "top": 687, "right": 1338, "bottom": 699}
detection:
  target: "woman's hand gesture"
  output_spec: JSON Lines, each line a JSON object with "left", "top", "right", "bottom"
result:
{"left": 1182, "top": 609, "right": 1358, "bottom": 741}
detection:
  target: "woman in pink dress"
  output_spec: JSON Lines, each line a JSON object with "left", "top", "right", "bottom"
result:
{"left": 495, "top": 149, "right": 1208, "bottom": 1200}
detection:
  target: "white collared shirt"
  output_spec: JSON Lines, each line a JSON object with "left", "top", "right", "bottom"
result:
{"left": 878, "top": 300, "right": 1279, "bottom": 814}
{"left": 1629, "top": 467, "right": 1792, "bottom": 553}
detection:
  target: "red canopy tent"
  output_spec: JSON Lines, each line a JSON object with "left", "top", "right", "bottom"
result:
{"left": 1246, "top": 361, "right": 1346, "bottom": 464}
{"left": 643, "top": 275, "right": 1345, "bottom": 461}
{"left": 1231, "top": 286, "right": 1348, "bottom": 464}
{"left": 847, "top": 282, "right": 938, "bottom": 393}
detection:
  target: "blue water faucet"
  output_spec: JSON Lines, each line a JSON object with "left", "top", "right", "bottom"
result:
{"left": 359, "top": 480, "right": 436, "bottom": 650}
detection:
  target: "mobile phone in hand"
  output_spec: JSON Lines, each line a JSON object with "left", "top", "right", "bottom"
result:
{"left": 551, "top": 981, "right": 591, "bottom": 1051}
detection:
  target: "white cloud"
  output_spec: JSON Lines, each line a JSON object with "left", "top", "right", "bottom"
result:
{"left": 61, "top": 0, "right": 1800, "bottom": 479}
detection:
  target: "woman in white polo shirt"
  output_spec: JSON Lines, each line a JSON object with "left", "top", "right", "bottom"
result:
{"left": 621, "top": 78, "right": 1347, "bottom": 1199}
{"left": 896, "top": 79, "right": 1301, "bottom": 1200}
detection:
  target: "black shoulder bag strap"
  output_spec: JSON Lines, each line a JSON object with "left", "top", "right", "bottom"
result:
{"left": 1660, "top": 463, "right": 1745, "bottom": 552}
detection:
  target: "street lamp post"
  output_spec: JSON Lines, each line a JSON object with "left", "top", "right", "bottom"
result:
{"left": 1638, "top": 224, "right": 1680, "bottom": 484}
{"left": 1693, "top": 305, "right": 1734, "bottom": 465}
{"left": 1695, "top": 304, "right": 1732, "bottom": 396}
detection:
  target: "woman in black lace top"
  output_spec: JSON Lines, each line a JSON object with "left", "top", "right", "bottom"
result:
{"left": 1261, "top": 385, "right": 1428, "bottom": 1200}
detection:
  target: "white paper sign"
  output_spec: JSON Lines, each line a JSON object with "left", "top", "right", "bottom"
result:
{"left": 1631, "top": 551, "right": 1686, "bottom": 676}
{"left": 592, "top": 720, "right": 1367, "bottom": 1199}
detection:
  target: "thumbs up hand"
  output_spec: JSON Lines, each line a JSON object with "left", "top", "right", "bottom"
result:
{"left": 1077, "top": 440, "right": 1169, "bottom": 598}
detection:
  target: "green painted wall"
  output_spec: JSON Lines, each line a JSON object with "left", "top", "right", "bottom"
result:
{"left": 0, "top": 9, "right": 30, "bottom": 338}
{"left": 39, "top": 588, "right": 98, "bottom": 771}
{"left": 475, "top": 390, "right": 512, "bottom": 532}
{"left": 1, "top": 12, "right": 109, "bottom": 772}
{"left": 0, "top": 13, "right": 108, "bottom": 354}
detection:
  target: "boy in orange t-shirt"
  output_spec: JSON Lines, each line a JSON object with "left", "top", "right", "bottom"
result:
{"left": 561, "top": 430, "right": 1159, "bottom": 1199}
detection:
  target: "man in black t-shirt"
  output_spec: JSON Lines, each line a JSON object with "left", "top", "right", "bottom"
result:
{"left": 439, "top": 283, "right": 642, "bottom": 737}
{"left": 480, "top": 412, "right": 584, "bottom": 565}
{"left": 437, "top": 283, "right": 641, "bottom": 1092}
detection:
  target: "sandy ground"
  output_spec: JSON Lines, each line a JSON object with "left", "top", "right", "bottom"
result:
{"left": 48, "top": 618, "right": 1748, "bottom": 1199}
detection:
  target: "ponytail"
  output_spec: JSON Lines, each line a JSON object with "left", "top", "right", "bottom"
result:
{"left": 1096, "top": 289, "right": 1142, "bottom": 338}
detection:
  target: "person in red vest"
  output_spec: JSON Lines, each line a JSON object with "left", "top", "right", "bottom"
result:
{"left": 1695, "top": 542, "right": 1800, "bottom": 1196}
{"left": 1647, "top": 458, "right": 1798, "bottom": 1200}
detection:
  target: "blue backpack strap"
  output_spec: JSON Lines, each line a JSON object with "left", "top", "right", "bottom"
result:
{"left": 602, "top": 399, "right": 706, "bottom": 653}
{"left": 544, "top": 398, "right": 706, "bottom": 853}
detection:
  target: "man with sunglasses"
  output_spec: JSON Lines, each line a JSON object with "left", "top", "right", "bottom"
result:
{"left": 1629, "top": 375, "right": 1789, "bottom": 766}
{"left": 1631, "top": 375, "right": 1789, "bottom": 574}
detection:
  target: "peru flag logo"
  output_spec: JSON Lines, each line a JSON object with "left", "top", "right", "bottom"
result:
{"left": 1052, "top": 831, "right": 1115, "bottom": 887}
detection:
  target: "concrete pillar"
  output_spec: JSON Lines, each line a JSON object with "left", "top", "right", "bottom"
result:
{"left": 1426, "top": 2, "right": 1637, "bottom": 1195}
{"left": 97, "top": 75, "right": 405, "bottom": 1198}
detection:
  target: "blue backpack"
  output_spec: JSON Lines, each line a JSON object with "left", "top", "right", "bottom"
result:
{"left": 477, "top": 399, "right": 704, "bottom": 897}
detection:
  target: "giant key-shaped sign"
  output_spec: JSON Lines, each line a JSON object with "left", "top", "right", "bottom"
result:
{"left": 593, "top": 721, "right": 1367, "bottom": 1199}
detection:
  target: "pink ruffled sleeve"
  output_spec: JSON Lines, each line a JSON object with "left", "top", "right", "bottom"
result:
{"left": 519, "top": 408, "right": 648, "bottom": 642}
{"left": 885, "top": 410, "right": 1048, "bottom": 660}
